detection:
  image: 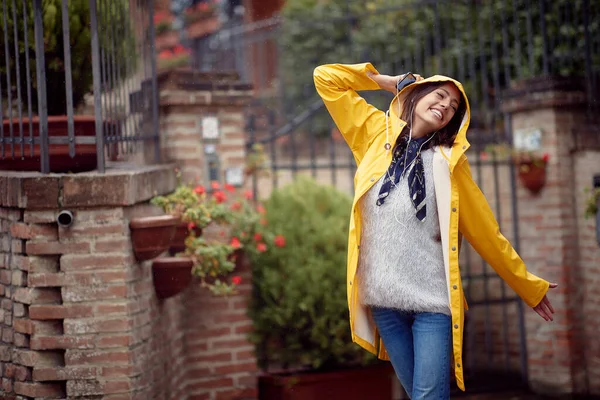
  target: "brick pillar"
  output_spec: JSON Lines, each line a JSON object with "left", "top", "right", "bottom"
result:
{"left": 157, "top": 69, "right": 253, "bottom": 186}
{"left": 0, "top": 166, "right": 182, "bottom": 400}
{"left": 503, "top": 77, "right": 598, "bottom": 395}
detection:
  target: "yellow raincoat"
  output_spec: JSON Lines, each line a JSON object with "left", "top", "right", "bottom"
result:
{"left": 313, "top": 63, "right": 549, "bottom": 391}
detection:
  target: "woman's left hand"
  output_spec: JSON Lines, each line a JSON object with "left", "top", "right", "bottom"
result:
{"left": 533, "top": 283, "right": 558, "bottom": 321}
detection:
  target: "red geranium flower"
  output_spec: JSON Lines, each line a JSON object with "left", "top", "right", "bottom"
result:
{"left": 213, "top": 191, "right": 227, "bottom": 203}
{"left": 256, "top": 204, "right": 266, "bottom": 214}
{"left": 260, "top": 218, "right": 268, "bottom": 226}
{"left": 230, "top": 201, "right": 242, "bottom": 211}
{"left": 224, "top": 183, "right": 236, "bottom": 193}
{"left": 232, "top": 275, "right": 242, "bottom": 285}
{"left": 256, "top": 242, "right": 267, "bottom": 252}
{"left": 194, "top": 185, "right": 206, "bottom": 195}
{"left": 158, "top": 50, "right": 172, "bottom": 59}
{"left": 244, "top": 190, "right": 253, "bottom": 200}
{"left": 253, "top": 232, "right": 262, "bottom": 242}
{"left": 542, "top": 153, "right": 550, "bottom": 163}
{"left": 187, "top": 222, "right": 196, "bottom": 230}
{"left": 211, "top": 181, "right": 221, "bottom": 190}
{"left": 274, "top": 235, "right": 286, "bottom": 248}
{"left": 230, "top": 237, "right": 241, "bottom": 249}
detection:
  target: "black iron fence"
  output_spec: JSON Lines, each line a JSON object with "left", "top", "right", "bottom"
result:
{"left": 0, "top": 0, "right": 159, "bottom": 174}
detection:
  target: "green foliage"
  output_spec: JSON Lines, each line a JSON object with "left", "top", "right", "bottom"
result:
{"left": 247, "top": 177, "right": 377, "bottom": 372}
{"left": 279, "top": 0, "right": 597, "bottom": 127}
{"left": 0, "top": 0, "right": 135, "bottom": 115}
{"left": 584, "top": 187, "right": 600, "bottom": 219}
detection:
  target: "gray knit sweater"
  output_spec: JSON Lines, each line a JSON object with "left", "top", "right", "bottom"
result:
{"left": 356, "top": 149, "right": 450, "bottom": 316}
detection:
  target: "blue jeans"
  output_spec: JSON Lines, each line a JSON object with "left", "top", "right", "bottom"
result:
{"left": 371, "top": 307, "right": 452, "bottom": 400}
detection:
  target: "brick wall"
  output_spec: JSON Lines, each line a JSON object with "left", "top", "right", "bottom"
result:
{"left": 502, "top": 78, "right": 600, "bottom": 396}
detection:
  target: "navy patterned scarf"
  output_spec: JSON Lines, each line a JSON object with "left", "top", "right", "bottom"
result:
{"left": 376, "top": 133, "right": 433, "bottom": 221}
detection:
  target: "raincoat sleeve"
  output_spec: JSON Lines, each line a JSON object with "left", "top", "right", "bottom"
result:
{"left": 456, "top": 157, "right": 550, "bottom": 308}
{"left": 313, "top": 63, "right": 386, "bottom": 163}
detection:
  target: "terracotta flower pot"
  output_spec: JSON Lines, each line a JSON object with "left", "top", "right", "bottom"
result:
{"left": 129, "top": 215, "right": 179, "bottom": 261}
{"left": 0, "top": 116, "right": 113, "bottom": 173}
{"left": 152, "top": 257, "right": 194, "bottom": 299}
{"left": 258, "top": 364, "right": 394, "bottom": 400}
{"left": 169, "top": 220, "right": 203, "bottom": 255}
{"left": 517, "top": 161, "right": 547, "bottom": 195}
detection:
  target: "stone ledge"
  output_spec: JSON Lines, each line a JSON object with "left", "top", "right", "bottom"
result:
{"left": 501, "top": 76, "right": 588, "bottom": 113}
{"left": 0, "top": 163, "right": 176, "bottom": 209}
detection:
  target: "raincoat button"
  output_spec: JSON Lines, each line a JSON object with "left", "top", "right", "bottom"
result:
{"left": 370, "top": 177, "right": 375, "bottom": 182}
{"left": 453, "top": 285, "right": 458, "bottom": 290}
{"left": 457, "top": 363, "right": 461, "bottom": 368}
{"left": 349, "top": 281, "right": 352, "bottom": 286}
{"left": 462, "top": 146, "right": 466, "bottom": 150}
{"left": 454, "top": 324, "right": 459, "bottom": 329}
{"left": 452, "top": 208, "right": 457, "bottom": 212}
{"left": 452, "top": 246, "right": 456, "bottom": 251}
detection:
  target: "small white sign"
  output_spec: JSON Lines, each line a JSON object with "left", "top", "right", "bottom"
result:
{"left": 201, "top": 116, "right": 220, "bottom": 139}
{"left": 225, "top": 167, "right": 244, "bottom": 187}
{"left": 204, "top": 144, "right": 216, "bottom": 154}
{"left": 513, "top": 128, "right": 542, "bottom": 151}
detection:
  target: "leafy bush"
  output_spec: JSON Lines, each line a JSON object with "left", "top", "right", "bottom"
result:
{"left": 247, "top": 177, "right": 377, "bottom": 372}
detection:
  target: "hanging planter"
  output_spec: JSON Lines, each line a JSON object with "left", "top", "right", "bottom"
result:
{"left": 516, "top": 161, "right": 547, "bottom": 195}
{"left": 129, "top": 215, "right": 179, "bottom": 261}
{"left": 170, "top": 220, "right": 203, "bottom": 255}
{"left": 152, "top": 257, "right": 194, "bottom": 299}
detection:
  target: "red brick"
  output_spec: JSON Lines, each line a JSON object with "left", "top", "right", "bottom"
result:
{"left": 213, "top": 313, "right": 249, "bottom": 324}
{"left": 30, "top": 335, "right": 95, "bottom": 350}
{"left": 189, "top": 352, "right": 232, "bottom": 363}
{"left": 13, "top": 319, "right": 34, "bottom": 335}
{"left": 10, "top": 222, "right": 58, "bottom": 240}
{"left": 13, "top": 302, "right": 26, "bottom": 318}
{"left": 12, "top": 349, "right": 63, "bottom": 367}
{"left": 26, "top": 240, "right": 90, "bottom": 255}
{"left": 14, "top": 381, "right": 65, "bottom": 398}
{"left": 11, "top": 239, "right": 24, "bottom": 253}
{"left": 2, "top": 377, "right": 13, "bottom": 393}
{"left": 94, "top": 239, "right": 129, "bottom": 253}
{"left": 27, "top": 255, "right": 60, "bottom": 273}
{"left": 74, "top": 208, "right": 124, "bottom": 222}
{"left": 214, "top": 362, "right": 257, "bottom": 375}
{"left": 4, "top": 363, "right": 16, "bottom": 378}
{"left": 23, "top": 210, "right": 56, "bottom": 224}
{"left": 29, "top": 304, "right": 94, "bottom": 320}
{"left": 60, "top": 254, "right": 131, "bottom": 271}
{"left": 66, "top": 379, "right": 131, "bottom": 396}
{"left": 64, "top": 318, "right": 131, "bottom": 335}
{"left": 0, "top": 270, "right": 11, "bottom": 284}
{"left": 11, "top": 270, "right": 26, "bottom": 286}
{"left": 33, "top": 366, "right": 98, "bottom": 381}
{"left": 65, "top": 349, "right": 132, "bottom": 366}
{"left": 100, "top": 365, "right": 135, "bottom": 378}
{"left": 1, "top": 298, "right": 12, "bottom": 309}
{"left": 234, "top": 323, "right": 253, "bottom": 335}
{"left": 211, "top": 339, "right": 251, "bottom": 350}
{"left": 13, "top": 287, "right": 61, "bottom": 304}
{"left": 97, "top": 334, "right": 132, "bottom": 348}
{"left": 96, "top": 303, "right": 128, "bottom": 315}
{"left": 235, "top": 350, "right": 256, "bottom": 362}
{"left": 188, "top": 377, "right": 234, "bottom": 391}
{"left": 2, "top": 327, "right": 14, "bottom": 343}
{"left": 0, "top": 344, "right": 11, "bottom": 361}
{"left": 215, "top": 387, "right": 257, "bottom": 400}
{"left": 62, "top": 285, "right": 127, "bottom": 302}
{"left": 60, "top": 223, "right": 127, "bottom": 239}
{"left": 14, "top": 333, "right": 29, "bottom": 348}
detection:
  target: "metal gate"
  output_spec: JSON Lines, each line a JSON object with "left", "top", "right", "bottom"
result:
{"left": 201, "top": 0, "right": 600, "bottom": 392}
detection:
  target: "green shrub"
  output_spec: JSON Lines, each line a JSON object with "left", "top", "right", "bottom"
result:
{"left": 247, "top": 177, "right": 377, "bottom": 372}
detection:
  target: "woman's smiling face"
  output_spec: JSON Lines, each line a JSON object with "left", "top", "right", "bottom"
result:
{"left": 412, "top": 82, "right": 462, "bottom": 135}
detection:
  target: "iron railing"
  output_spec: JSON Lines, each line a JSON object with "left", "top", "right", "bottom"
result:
{"left": 0, "top": 0, "right": 159, "bottom": 174}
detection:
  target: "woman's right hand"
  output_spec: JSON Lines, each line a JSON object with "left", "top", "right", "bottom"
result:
{"left": 366, "top": 72, "right": 423, "bottom": 94}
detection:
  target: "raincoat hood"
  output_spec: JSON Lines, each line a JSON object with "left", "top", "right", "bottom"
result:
{"left": 389, "top": 75, "right": 472, "bottom": 171}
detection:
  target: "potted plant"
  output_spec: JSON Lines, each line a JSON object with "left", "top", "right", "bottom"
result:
{"left": 482, "top": 144, "right": 550, "bottom": 195}
{"left": 247, "top": 177, "right": 393, "bottom": 400}
{"left": 0, "top": 0, "right": 134, "bottom": 172}
{"left": 129, "top": 214, "right": 180, "bottom": 262}
{"left": 584, "top": 187, "right": 600, "bottom": 220}
{"left": 151, "top": 257, "right": 195, "bottom": 299}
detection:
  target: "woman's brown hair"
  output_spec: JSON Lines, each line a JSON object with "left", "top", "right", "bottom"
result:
{"left": 399, "top": 81, "right": 467, "bottom": 147}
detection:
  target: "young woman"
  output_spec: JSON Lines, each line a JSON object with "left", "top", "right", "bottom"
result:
{"left": 313, "top": 63, "right": 557, "bottom": 399}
